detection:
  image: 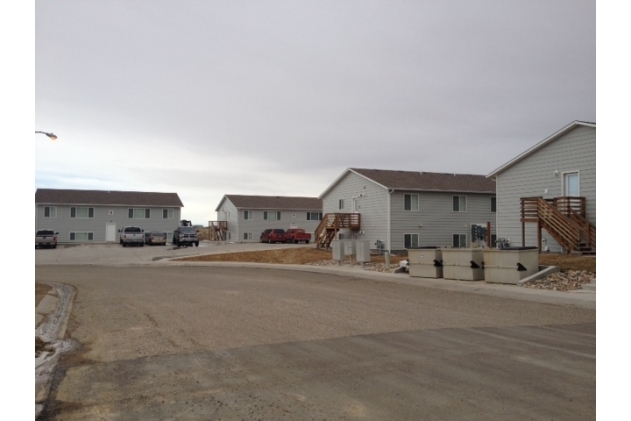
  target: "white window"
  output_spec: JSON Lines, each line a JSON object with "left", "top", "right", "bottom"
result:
{"left": 244, "top": 210, "right": 253, "bottom": 220}
{"left": 129, "top": 208, "right": 150, "bottom": 219}
{"left": 71, "top": 207, "right": 94, "bottom": 218}
{"left": 70, "top": 232, "right": 94, "bottom": 242}
{"left": 491, "top": 197, "right": 496, "bottom": 213}
{"left": 339, "top": 199, "right": 345, "bottom": 210}
{"left": 453, "top": 196, "right": 466, "bottom": 212}
{"left": 404, "top": 233, "right": 419, "bottom": 248}
{"left": 264, "top": 211, "right": 281, "bottom": 221}
{"left": 44, "top": 206, "right": 57, "bottom": 218}
{"left": 163, "top": 209, "right": 174, "bottom": 219}
{"left": 307, "top": 212, "right": 322, "bottom": 221}
{"left": 564, "top": 172, "right": 580, "bottom": 196}
{"left": 243, "top": 232, "right": 253, "bottom": 240}
{"left": 452, "top": 234, "right": 467, "bottom": 248}
{"left": 404, "top": 194, "right": 419, "bottom": 211}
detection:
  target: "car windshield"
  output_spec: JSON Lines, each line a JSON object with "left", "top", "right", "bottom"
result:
{"left": 37, "top": 230, "right": 54, "bottom": 236}
{"left": 151, "top": 232, "right": 165, "bottom": 236}
{"left": 273, "top": 229, "right": 285, "bottom": 234}
{"left": 179, "top": 227, "right": 196, "bottom": 233}
{"left": 125, "top": 227, "right": 142, "bottom": 232}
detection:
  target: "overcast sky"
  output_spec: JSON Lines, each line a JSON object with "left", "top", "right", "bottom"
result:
{"left": 34, "top": 0, "right": 595, "bottom": 225}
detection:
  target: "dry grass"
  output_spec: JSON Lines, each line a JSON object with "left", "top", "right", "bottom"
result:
{"left": 179, "top": 247, "right": 595, "bottom": 272}
{"left": 177, "top": 247, "right": 408, "bottom": 265}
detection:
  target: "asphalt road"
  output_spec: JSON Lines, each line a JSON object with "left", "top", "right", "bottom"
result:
{"left": 36, "top": 264, "right": 596, "bottom": 421}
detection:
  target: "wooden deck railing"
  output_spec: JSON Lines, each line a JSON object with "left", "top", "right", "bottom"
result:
{"left": 314, "top": 213, "right": 361, "bottom": 249}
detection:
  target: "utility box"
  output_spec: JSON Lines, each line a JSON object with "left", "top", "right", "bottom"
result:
{"left": 408, "top": 247, "right": 443, "bottom": 278}
{"left": 442, "top": 248, "right": 485, "bottom": 281}
{"left": 483, "top": 247, "right": 539, "bottom": 284}
{"left": 331, "top": 240, "right": 344, "bottom": 261}
{"left": 355, "top": 240, "right": 371, "bottom": 263}
{"left": 344, "top": 240, "right": 356, "bottom": 256}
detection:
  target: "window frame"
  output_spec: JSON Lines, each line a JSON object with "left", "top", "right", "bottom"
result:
{"left": 244, "top": 210, "right": 254, "bottom": 220}
{"left": 307, "top": 212, "right": 322, "bottom": 221}
{"left": 129, "top": 208, "right": 151, "bottom": 219}
{"left": 404, "top": 194, "right": 419, "bottom": 211}
{"left": 452, "top": 233, "right": 467, "bottom": 248}
{"left": 339, "top": 199, "right": 345, "bottom": 210}
{"left": 263, "top": 211, "right": 281, "bottom": 221}
{"left": 243, "top": 232, "right": 253, "bottom": 240}
{"left": 70, "top": 207, "right": 94, "bottom": 218}
{"left": 490, "top": 196, "right": 496, "bottom": 213}
{"left": 69, "top": 232, "right": 94, "bottom": 242}
{"left": 404, "top": 233, "right": 419, "bottom": 248}
{"left": 452, "top": 195, "right": 467, "bottom": 212}
{"left": 44, "top": 206, "right": 57, "bottom": 218}
{"left": 162, "top": 209, "right": 174, "bottom": 219}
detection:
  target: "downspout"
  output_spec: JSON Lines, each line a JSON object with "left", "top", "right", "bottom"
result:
{"left": 387, "top": 189, "right": 394, "bottom": 253}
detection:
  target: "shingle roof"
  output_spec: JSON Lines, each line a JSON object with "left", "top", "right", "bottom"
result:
{"left": 348, "top": 168, "right": 496, "bottom": 193}
{"left": 35, "top": 189, "right": 184, "bottom": 207}
{"left": 220, "top": 195, "right": 322, "bottom": 210}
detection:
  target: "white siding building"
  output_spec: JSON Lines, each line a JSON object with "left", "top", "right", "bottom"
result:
{"left": 487, "top": 121, "right": 596, "bottom": 253}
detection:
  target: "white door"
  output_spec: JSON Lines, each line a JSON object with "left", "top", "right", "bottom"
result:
{"left": 105, "top": 223, "right": 116, "bottom": 242}
{"left": 563, "top": 172, "right": 579, "bottom": 196}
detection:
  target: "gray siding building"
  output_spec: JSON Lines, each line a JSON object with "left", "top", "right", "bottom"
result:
{"left": 487, "top": 121, "right": 596, "bottom": 253}
{"left": 319, "top": 168, "right": 497, "bottom": 253}
{"left": 214, "top": 195, "right": 323, "bottom": 242}
{"left": 35, "top": 189, "right": 183, "bottom": 244}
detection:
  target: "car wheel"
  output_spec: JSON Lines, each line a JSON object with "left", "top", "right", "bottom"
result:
{"left": 268, "top": 239, "right": 272, "bottom": 244}
{"left": 53, "top": 244, "right": 57, "bottom": 249}
{"left": 140, "top": 243, "right": 144, "bottom": 247}
{"left": 305, "top": 241, "right": 310, "bottom": 244}
{"left": 123, "top": 242, "right": 127, "bottom": 247}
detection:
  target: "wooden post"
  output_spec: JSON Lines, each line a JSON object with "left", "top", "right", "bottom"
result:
{"left": 486, "top": 221, "right": 491, "bottom": 248}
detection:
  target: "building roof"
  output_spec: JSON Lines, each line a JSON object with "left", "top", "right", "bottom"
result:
{"left": 486, "top": 121, "right": 596, "bottom": 178}
{"left": 320, "top": 168, "right": 495, "bottom": 198}
{"left": 35, "top": 189, "right": 184, "bottom": 207}
{"left": 216, "top": 195, "right": 322, "bottom": 211}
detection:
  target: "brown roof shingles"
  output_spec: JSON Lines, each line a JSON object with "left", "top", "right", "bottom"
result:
{"left": 225, "top": 195, "right": 321, "bottom": 210}
{"left": 35, "top": 189, "right": 184, "bottom": 207}
{"left": 351, "top": 168, "right": 496, "bottom": 193}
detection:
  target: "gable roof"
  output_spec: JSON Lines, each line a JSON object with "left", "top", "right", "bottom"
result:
{"left": 320, "top": 168, "right": 495, "bottom": 198}
{"left": 35, "top": 189, "right": 184, "bottom": 207}
{"left": 216, "top": 195, "right": 322, "bottom": 211}
{"left": 486, "top": 121, "right": 596, "bottom": 178}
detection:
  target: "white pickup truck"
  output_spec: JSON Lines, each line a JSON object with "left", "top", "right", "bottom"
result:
{"left": 119, "top": 226, "right": 144, "bottom": 247}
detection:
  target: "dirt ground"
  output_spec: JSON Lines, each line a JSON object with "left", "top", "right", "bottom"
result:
{"left": 178, "top": 247, "right": 596, "bottom": 273}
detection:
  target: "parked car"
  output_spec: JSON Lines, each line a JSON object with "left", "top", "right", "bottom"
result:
{"left": 35, "top": 229, "right": 58, "bottom": 249}
{"left": 145, "top": 231, "right": 167, "bottom": 246}
{"left": 260, "top": 228, "right": 286, "bottom": 243}
{"left": 119, "top": 226, "right": 144, "bottom": 247}
{"left": 173, "top": 226, "right": 199, "bottom": 247}
{"left": 284, "top": 228, "right": 311, "bottom": 244}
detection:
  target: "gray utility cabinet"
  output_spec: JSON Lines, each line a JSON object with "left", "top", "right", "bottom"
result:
{"left": 483, "top": 247, "right": 539, "bottom": 284}
{"left": 331, "top": 240, "right": 344, "bottom": 261}
{"left": 355, "top": 240, "right": 371, "bottom": 263}
{"left": 407, "top": 247, "right": 443, "bottom": 278}
{"left": 442, "top": 248, "right": 485, "bottom": 281}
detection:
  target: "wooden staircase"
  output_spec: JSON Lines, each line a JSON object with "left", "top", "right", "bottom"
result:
{"left": 207, "top": 221, "right": 228, "bottom": 241}
{"left": 520, "top": 197, "right": 595, "bottom": 254}
{"left": 314, "top": 213, "right": 361, "bottom": 250}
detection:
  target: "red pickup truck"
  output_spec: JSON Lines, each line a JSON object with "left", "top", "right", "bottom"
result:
{"left": 260, "top": 229, "right": 286, "bottom": 243}
{"left": 284, "top": 228, "right": 311, "bottom": 244}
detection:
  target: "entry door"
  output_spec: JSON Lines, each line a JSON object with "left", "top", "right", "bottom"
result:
{"left": 105, "top": 222, "right": 117, "bottom": 242}
{"left": 564, "top": 172, "right": 579, "bottom": 196}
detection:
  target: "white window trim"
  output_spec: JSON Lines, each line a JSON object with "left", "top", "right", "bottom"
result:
{"left": 562, "top": 171, "right": 580, "bottom": 196}
{"left": 162, "top": 208, "right": 174, "bottom": 219}
{"left": 44, "top": 206, "right": 57, "bottom": 218}
{"left": 263, "top": 211, "right": 281, "bottom": 221}
{"left": 452, "top": 233, "right": 467, "bottom": 248}
{"left": 243, "top": 232, "right": 253, "bottom": 240}
{"left": 244, "top": 210, "right": 254, "bottom": 220}
{"left": 69, "top": 231, "right": 94, "bottom": 242}
{"left": 404, "top": 233, "right": 419, "bottom": 248}
{"left": 404, "top": 194, "right": 419, "bottom": 211}
{"left": 71, "top": 207, "right": 94, "bottom": 218}
{"left": 452, "top": 195, "right": 467, "bottom": 212}
{"left": 129, "top": 208, "right": 151, "bottom": 219}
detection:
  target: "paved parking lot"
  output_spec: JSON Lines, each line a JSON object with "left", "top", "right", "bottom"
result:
{"left": 36, "top": 243, "right": 596, "bottom": 420}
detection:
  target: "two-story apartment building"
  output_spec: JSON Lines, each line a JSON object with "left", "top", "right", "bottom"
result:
{"left": 214, "top": 195, "right": 323, "bottom": 242}
{"left": 319, "top": 168, "right": 497, "bottom": 253}
{"left": 35, "top": 189, "right": 184, "bottom": 243}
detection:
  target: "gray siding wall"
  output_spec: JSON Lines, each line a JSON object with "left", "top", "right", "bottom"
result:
{"left": 217, "top": 200, "right": 239, "bottom": 241}
{"left": 495, "top": 125, "right": 596, "bottom": 252}
{"left": 322, "top": 172, "right": 389, "bottom": 249}
{"left": 390, "top": 191, "right": 496, "bottom": 251}
{"left": 218, "top": 199, "right": 322, "bottom": 242}
{"left": 35, "top": 205, "right": 181, "bottom": 243}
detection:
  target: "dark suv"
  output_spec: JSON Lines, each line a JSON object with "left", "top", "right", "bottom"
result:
{"left": 173, "top": 226, "right": 199, "bottom": 247}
